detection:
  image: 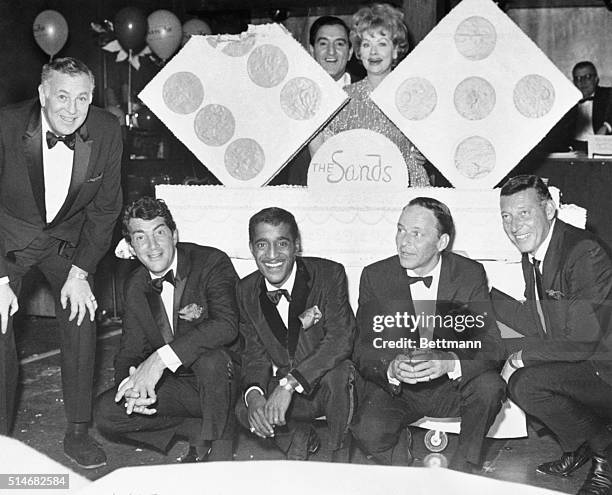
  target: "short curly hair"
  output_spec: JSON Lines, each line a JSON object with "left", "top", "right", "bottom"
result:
{"left": 350, "top": 3, "right": 410, "bottom": 63}
{"left": 122, "top": 197, "right": 177, "bottom": 243}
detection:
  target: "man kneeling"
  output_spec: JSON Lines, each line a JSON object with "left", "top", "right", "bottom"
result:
{"left": 235, "top": 207, "right": 357, "bottom": 461}
{"left": 96, "top": 197, "right": 240, "bottom": 462}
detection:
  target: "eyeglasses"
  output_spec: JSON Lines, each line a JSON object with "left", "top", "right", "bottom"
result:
{"left": 574, "top": 73, "right": 596, "bottom": 83}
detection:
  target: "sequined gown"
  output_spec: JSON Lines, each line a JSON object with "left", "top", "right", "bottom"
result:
{"left": 323, "top": 79, "right": 431, "bottom": 187}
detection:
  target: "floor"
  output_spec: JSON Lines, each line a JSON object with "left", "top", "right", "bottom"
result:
{"left": 11, "top": 315, "right": 591, "bottom": 494}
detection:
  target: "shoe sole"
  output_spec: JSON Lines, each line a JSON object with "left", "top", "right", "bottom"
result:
{"left": 64, "top": 452, "right": 107, "bottom": 470}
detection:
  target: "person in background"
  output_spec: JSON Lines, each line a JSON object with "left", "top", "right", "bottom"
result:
{"left": 272, "top": 16, "right": 355, "bottom": 186}
{"left": 310, "top": 3, "right": 430, "bottom": 187}
{"left": 0, "top": 57, "right": 122, "bottom": 468}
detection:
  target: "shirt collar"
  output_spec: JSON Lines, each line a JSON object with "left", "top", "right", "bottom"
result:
{"left": 265, "top": 261, "right": 297, "bottom": 294}
{"left": 336, "top": 72, "right": 351, "bottom": 87}
{"left": 405, "top": 255, "right": 442, "bottom": 283}
{"left": 149, "top": 249, "right": 178, "bottom": 280}
{"left": 532, "top": 218, "right": 556, "bottom": 263}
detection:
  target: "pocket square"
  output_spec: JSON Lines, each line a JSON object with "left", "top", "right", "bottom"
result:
{"left": 179, "top": 303, "right": 204, "bottom": 322}
{"left": 86, "top": 172, "right": 103, "bottom": 183}
{"left": 299, "top": 305, "right": 322, "bottom": 330}
{"left": 545, "top": 289, "right": 565, "bottom": 300}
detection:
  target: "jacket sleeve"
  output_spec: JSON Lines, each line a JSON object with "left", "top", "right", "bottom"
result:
{"left": 170, "top": 252, "right": 239, "bottom": 367}
{"left": 290, "top": 263, "right": 356, "bottom": 395}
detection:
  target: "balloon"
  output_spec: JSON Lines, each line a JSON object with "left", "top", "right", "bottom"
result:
{"left": 146, "top": 10, "right": 182, "bottom": 61}
{"left": 114, "top": 6, "right": 147, "bottom": 51}
{"left": 33, "top": 10, "right": 68, "bottom": 58}
{"left": 181, "top": 19, "right": 212, "bottom": 46}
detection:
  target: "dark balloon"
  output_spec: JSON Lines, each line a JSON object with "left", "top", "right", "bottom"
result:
{"left": 114, "top": 7, "right": 147, "bottom": 51}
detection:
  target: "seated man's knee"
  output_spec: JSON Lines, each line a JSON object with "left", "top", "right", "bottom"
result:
{"left": 193, "top": 349, "right": 234, "bottom": 381}
{"left": 94, "top": 387, "right": 126, "bottom": 435}
{"left": 507, "top": 367, "right": 539, "bottom": 408}
{"left": 469, "top": 371, "right": 506, "bottom": 404}
{"left": 351, "top": 405, "right": 397, "bottom": 455}
{"left": 320, "top": 360, "right": 355, "bottom": 392}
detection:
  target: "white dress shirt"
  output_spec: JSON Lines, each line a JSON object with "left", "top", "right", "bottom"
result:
{"left": 41, "top": 113, "right": 74, "bottom": 223}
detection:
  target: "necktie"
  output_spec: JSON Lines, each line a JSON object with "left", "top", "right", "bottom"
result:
{"left": 579, "top": 96, "right": 594, "bottom": 104}
{"left": 532, "top": 259, "right": 547, "bottom": 333}
{"left": 267, "top": 288, "right": 292, "bottom": 305}
{"left": 151, "top": 269, "right": 175, "bottom": 294}
{"left": 46, "top": 130, "right": 76, "bottom": 150}
{"left": 406, "top": 275, "right": 433, "bottom": 288}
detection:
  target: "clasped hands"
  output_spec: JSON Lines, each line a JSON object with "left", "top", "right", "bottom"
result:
{"left": 388, "top": 349, "right": 454, "bottom": 384}
{"left": 246, "top": 385, "right": 293, "bottom": 439}
{"left": 114, "top": 353, "right": 165, "bottom": 416}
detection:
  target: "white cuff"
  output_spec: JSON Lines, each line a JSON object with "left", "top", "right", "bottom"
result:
{"left": 157, "top": 346, "right": 181, "bottom": 373}
{"left": 244, "top": 386, "right": 265, "bottom": 407}
{"left": 0, "top": 277, "right": 9, "bottom": 285}
{"left": 604, "top": 122, "right": 612, "bottom": 134}
{"left": 387, "top": 363, "right": 400, "bottom": 386}
{"left": 447, "top": 354, "right": 462, "bottom": 380}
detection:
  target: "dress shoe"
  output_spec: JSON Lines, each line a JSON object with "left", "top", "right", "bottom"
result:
{"left": 177, "top": 444, "right": 211, "bottom": 463}
{"left": 576, "top": 454, "right": 612, "bottom": 495}
{"left": 63, "top": 433, "right": 107, "bottom": 469}
{"left": 537, "top": 442, "right": 591, "bottom": 477}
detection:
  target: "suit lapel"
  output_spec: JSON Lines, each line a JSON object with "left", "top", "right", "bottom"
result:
{"left": 48, "top": 124, "right": 92, "bottom": 228}
{"left": 388, "top": 258, "right": 417, "bottom": 336}
{"left": 173, "top": 246, "right": 189, "bottom": 333}
{"left": 522, "top": 253, "right": 547, "bottom": 337}
{"left": 145, "top": 284, "right": 174, "bottom": 345}
{"left": 22, "top": 102, "right": 46, "bottom": 223}
{"left": 258, "top": 277, "right": 288, "bottom": 348}
{"left": 288, "top": 259, "right": 310, "bottom": 360}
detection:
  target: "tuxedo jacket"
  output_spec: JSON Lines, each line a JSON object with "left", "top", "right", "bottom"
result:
{"left": 354, "top": 251, "right": 503, "bottom": 395}
{"left": 0, "top": 98, "right": 122, "bottom": 276}
{"left": 237, "top": 257, "right": 356, "bottom": 396}
{"left": 114, "top": 243, "right": 240, "bottom": 384}
{"left": 491, "top": 220, "right": 612, "bottom": 385}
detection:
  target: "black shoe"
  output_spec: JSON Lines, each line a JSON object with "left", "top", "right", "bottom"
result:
{"left": 63, "top": 433, "right": 107, "bottom": 469}
{"left": 537, "top": 442, "right": 592, "bottom": 477}
{"left": 577, "top": 455, "right": 612, "bottom": 495}
{"left": 177, "top": 444, "right": 211, "bottom": 463}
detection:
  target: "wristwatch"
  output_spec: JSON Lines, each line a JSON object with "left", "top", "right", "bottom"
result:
{"left": 279, "top": 375, "right": 297, "bottom": 392}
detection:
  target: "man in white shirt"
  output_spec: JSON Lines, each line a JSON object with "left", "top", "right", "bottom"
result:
{"left": 352, "top": 197, "right": 504, "bottom": 473}
{"left": 235, "top": 207, "right": 356, "bottom": 462}
{"left": 95, "top": 197, "right": 240, "bottom": 463}
{"left": 0, "top": 57, "right": 122, "bottom": 468}
{"left": 491, "top": 175, "right": 612, "bottom": 495}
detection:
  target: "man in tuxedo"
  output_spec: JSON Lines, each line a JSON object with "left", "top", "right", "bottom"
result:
{"left": 235, "top": 207, "right": 356, "bottom": 461}
{"left": 545, "top": 61, "right": 612, "bottom": 152}
{"left": 0, "top": 57, "right": 122, "bottom": 467}
{"left": 492, "top": 175, "right": 612, "bottom": 495}
{"left": 272, "top": 16, "right": 354, "bottom": 186}
{"left": 351, "top": 197, "right": 504, "bottom": 472}
{"left": 95, "top": 197, "right": 240, "bottom": 462}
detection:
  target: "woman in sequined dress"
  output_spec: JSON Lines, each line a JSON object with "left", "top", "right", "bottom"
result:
{"left": 311, "top": 3, "right": 430, "bottom": 187}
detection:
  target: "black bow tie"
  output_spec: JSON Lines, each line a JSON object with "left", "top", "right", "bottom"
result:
{"left": 579, "top": 96, "right": 594, "bottom": 104}
{"left": 266, "top": 288, "right": 292, "bottom": 305}
{"left": 46, "top": 130, "right": 76, "bottom": 150}
{"left": 151, "top": 270, "right": 175, "bottom": 294}
{"left": 406, "top": 275, "right": 433, "bottom": 289}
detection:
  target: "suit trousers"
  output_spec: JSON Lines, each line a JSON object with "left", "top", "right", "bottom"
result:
{"left": 352, "top": 370, "right": 505, "bottom": 468}
{"left": 508, "top": 361, "right": 612, "bottom": 453}
{"left": 236, "top": 360, "right": 356, "bottom": 458}
{"left": 0, "top": 233, "right": 96, "bottom": 433}
{"left": 95, "top": 349, "right": 238, "bottom": 453}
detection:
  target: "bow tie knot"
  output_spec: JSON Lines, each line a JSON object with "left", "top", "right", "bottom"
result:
{"left": 406, "top": 275, "right": 433, "bottom": 288}
{"left": 151, "top": 270, "right": 175, "bottom": 294}
{"left": 267, "top": 288, "right": 292, "bottom": 305}
{"left": 579, "top": 96, "right": 594, "bottom": 104}
{"left": 46, "top": 130, "right": 76, "bottom": 150}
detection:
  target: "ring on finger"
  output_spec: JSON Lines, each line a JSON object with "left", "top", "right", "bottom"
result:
{"left": 250, "top": 427, "right": 255, "bottom": 433}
